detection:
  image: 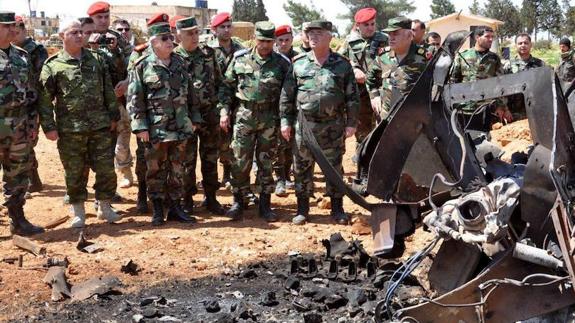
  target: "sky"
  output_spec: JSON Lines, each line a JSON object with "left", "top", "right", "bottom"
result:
{"left": 0, "top": 0, "right": 525, "bottom": 32}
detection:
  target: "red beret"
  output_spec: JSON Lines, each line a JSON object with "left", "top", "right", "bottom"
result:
{"left": 275, "top": 25, "right": 292, "bottom": 37}
{"left": 169, "top": 15, "right": 186, "bottom": 28}
{"left": 87, "top": 1, "right": 110, "bottom": 16}
{"left": 148, "top": 13, "right": 169, "bottom": 26}
{"left": 211, "top": 12, "right": 231, "bottom": 28}
{"left": 15, "top": 16, "right": 23, "bottom": 23}
{"left": 354, "top": 8, "right": 377, "bottom": 23}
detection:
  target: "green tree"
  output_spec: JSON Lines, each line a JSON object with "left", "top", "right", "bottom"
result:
{"left": 483, "top": 0, "right": 523, "bottom": 42}
{"left": 232, "top": 0, "right": 267, "bottom": 22}
{"left": 254, "top": 0, "right": 268, "bottom": 21}
{"left": 283, "top": 0, "right": 325, "bottom": 28}
{"left": 539, "top": 0, "right": 563, "bottom": 39}
{"left": 338, "top": 0, "right": 415, "bottom": 30}
{"left": 564, "top": 6, "right": 575, "bottom": 36}
{"left": 430, "top": 0, "right": 456, "bottom": 19}
{"left": 520, "top": 0, "right": 540, "bottom": 38}
{"left": 469, "top": 0, "right": 482, "bottom": 15}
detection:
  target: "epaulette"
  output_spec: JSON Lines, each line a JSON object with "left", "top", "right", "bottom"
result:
{"left": 134, "top": 43, "right": 148, "bottom": 53}
{"left": 133, "top": 54, "right": 150, "bottom": 67}
{"left": 292, "top": 52, "right": 307, "bottom": 62}
{"left": 233, "top": 48, "right": 250, "bottom": 58}
{"left": 44, "top": 52, "right": 60, "bottom": 64}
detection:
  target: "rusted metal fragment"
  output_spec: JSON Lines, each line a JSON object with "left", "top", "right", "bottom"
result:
{"left": 44, "top": 216, "right": 70, "bottom": 230}
{"left": 76, "top": 232, "right": 103, "bottom": 254}
{"left": 13, "top": 235, "right": 46, "bottom": 256}
{"left": 43, "top": 266, "right": 71, "bottom": 301}
{"left": 71, "top": 276, "right": 122, "bottom": 301}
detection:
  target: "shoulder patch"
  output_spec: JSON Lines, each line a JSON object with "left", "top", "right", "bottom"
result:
{"left": 233, "top": 48, "right": 250, "bottom": 58}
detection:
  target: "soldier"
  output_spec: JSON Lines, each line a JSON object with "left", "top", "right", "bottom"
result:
{"left": 296, "top": 22, "right": 312, "bottom": 54}
{"left": 174, "top": 16, "right": 225, "bottom": 216}
{"left": 426, "top": 32, "right": 441, "bottom": 53}
{"left": 366, "top": 17, "right": 428, "bottom": 121}
{"left": 280, "top": 20, "right": 360, "bottom": 225}
{"left": 11, "top": 15, "right": 48, "bottom": 194}
{"left": 127, "top": 22, "right": 200, "bottom": 226}
{"left": 169, "top": 15, "right": 185, "bottom": 43}
{"left": 0, "top": 11, "right": 44, "bottom": 235}
{"left": 39, "top": 19, "right": 121, "bottom": 228}
{"left": 449, "top": 25, "right": 511, "bottom": 131}
{"left": 209, "top": 12, "right": 244, "bottom": 189}
{"left": 113, "top": 19, "right": 134, "bottom": 53}
{"left": 411, "top": 19, "right": 426, "bottom": 47}
{"left": 557, "top": 37, "right": 575, "bottom": 91}
{"left": 79, "top": 17, "right": 96, "bottom": 48}
{"left": 273, "top": 24, "right": 297, "bottom": 197}
{"left": 218, "top": 21, "right": 291, "bottom": 222}
{"left": 88, "top": 1, "right": 131, "bottom": 57}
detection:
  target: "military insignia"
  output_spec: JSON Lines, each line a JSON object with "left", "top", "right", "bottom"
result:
{"left": 417, "top": 48, "right": 425, "bottom": 55}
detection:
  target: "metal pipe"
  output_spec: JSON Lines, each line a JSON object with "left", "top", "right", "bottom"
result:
{"left": 512, "top": 242, "right": 564, "bottom": 270}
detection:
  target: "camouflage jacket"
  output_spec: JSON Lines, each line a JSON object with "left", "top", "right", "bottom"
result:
{"left": 39, "top": 48, "right": 119, "bottom": 133}
{"left": 218, "top": 48, "right": 291, "bottom": 116}
{"left": 296, "top": 45, "right": 311, "bottom": 54}
{"left": 127, "top": 44, "right": 151, "bottom": 71}
{"left": 127, "top": 51, "right": 199, "bottom": 143}
{"left": 366, "top": 43, "right": 428, "bottom": 116}
{"left": 98, "top": 44, "right": 127, "bottom": 86}
{"left": 174, "top": 44, "right": 222, "bottom": 120}
{"left": 0, "top": 44, "right": 37, "bottom": 137}
{"left": 338, "top": 30, "right": 388, "bottom": 73}
{"left": 208, "top": 37, "right": 245, "bottom": 76}
{"left": 557, "top": 49, "right": 575, "bottom": 85}
{"left": 503, "top": 55, "right": 544, "bottom": 74}
{"left": 280, "top": 51, "right": 360, "bottom": 128}
{"left": 19, "top": 37, "right": 48, "bottom": 85}
{"left": 450, "top": 48, "right": 502, "bottom": 83}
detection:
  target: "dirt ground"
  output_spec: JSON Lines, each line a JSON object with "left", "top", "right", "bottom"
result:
{"left": 491, "top": 119, "right": 533, "bottom": 162}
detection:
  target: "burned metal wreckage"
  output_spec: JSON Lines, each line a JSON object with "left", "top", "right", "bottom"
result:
{"left": 303, "top": 31, "right": 575, "bottom": 322}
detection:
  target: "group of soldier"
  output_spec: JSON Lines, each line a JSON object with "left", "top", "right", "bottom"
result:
{"left": 0, "top": 1, "right": 571, "bottom": 235}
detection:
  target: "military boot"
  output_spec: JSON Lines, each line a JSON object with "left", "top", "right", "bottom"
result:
{"left": 167, "top": 199, "right": 196, "bottom": 223}
{"left": 70, "top": 203, "right": 86, "bottom": 228}
{"left": 8, "top": 204, "right": 44, "bottom": 236}
{"left": 226, "top": 193, "right": 244, "bottom": 220}
{"left": 330, "top": 197, "right": 350, "bottom": 225}
{"left": 136, "top": 179, "right": 149, "bottom": 214}
{"left": 221, "top": 165, "right": 232, "bottom": 189}
{"left": 151, "top": 199, "right": 165, "bottom": 226}
{"left": 292, "top": 195, "right": 309, "bottom": 225}
{"left": 258, "top": 193, "right": 278, "bottom": 222}
{"left": 97, "top": 200, "right": 122, "bottom": 223}
{"left": 28, "top": 168, "right": 43, "bottom": 193}
{"left": 205, "top": 191, "right": 225, "bottom": 215}
{"left": 274, "top": 168, "right": 288, "bottom": 197}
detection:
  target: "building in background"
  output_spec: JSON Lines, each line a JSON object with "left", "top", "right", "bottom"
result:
{"left": 23, "top": 11, "right": 59, "bottom": 39}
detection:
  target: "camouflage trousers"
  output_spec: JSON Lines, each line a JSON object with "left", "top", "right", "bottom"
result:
{"left": 294, "top": 118, "right": 345, "bottom": 198}
{"left": 355, "top": 91, "right": 375, "bottom": 144}
{"left": 272, "top": 130, "right": 294, "bottom": 179}
{"left": 145, "top": 140, "right": 186, "bottom": 200}
{"left": 184, "top": 110, "right": 220, "bottom": 196}
{"left": 29, "top": 136, "right": 38, "bottom": 171}
{"left": 135, "top": 138, "right": 146, "bottom": 181}
{"left": 218, "top": 100, "right": 239, "bottom": 167}
{"left": 114, "top": 105, "right": 133, "bottom": 170}
{"left": 0, "top": 121, "right": 32, "bottom": 207}
{"left": 231, "top": 104, "right": 277, "bottom": 195}
{"left": 57, "top": 128, "right": 116, "bottom": 203}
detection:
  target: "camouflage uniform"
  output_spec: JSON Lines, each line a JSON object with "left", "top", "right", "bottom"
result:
{"left": 174, "top": 43, "right": 222, "bottom": 200}
{"left": 218, "top": 47, "right": 290, "bottom": 196}
{"left": 504, "top": 55, "right": 544, "bottom": 117}
{"left": 339, "top": 30, "right": 387, "bottom": 141}
{"left": 366, "top": 43, "right": 428, "bottom": 120}
{"left": 127, "top": 51, "right": 199, "bottom": 201}
{"left": 556, "top": 49, "right": 575, "bottom": 91}
{"left": 280, "top": 50, "right": 360, "bottom": 198}
{"left": 39, "top": 48, "right": 119, "bottom": 203}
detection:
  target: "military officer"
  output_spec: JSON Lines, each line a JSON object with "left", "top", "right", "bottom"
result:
{"left": 127, "top": 23, "right": 200, "bottom": 226}
{"left": 39, "top": 19, "right": 121, "bottom": 228}
{"left": 280, "top": 20, "right": 360, "bottom": 225}
{"left": 557, "top": 37, "right": 575, "bottom": 91}
{"left": 218, "top": 21, "right": 291, "bottom": 222}
{"left": 174, "top": 16, "right": 225, "bottom": 216}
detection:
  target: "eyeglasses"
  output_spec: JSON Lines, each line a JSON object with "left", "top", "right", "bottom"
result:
{"left": 160, "top": 34, "right": 175, "bottom": 42}
{"left": 116, "top": 28, "right": 130, "bottom": 32}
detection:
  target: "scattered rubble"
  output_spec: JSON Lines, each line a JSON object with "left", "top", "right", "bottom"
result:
{"left": 13, "top": 235, "right": 46, "bottom": 256}
{"left": 76, "top": 232, "right": 103, "bottom": 254}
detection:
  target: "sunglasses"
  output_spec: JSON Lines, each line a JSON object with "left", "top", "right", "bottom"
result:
{"left": 116, "top": 28, "right": 130, "bottom": 32}
{"left": 160, "top": 34, "right": 175, "bottom": 42}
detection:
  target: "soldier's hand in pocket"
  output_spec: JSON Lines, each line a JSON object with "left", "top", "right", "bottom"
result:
{"left": 220, "top": 115, "right": 230, "bottom": 132}
{"left": 136, "top": 131, "right": 149, "bottom": 143}
{"left": 45, "top": 130, "right": 59, "bottom": 141}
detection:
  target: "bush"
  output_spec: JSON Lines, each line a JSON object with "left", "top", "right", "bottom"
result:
{"left": 532, "top": 40, "right": 553, "bottom": 50}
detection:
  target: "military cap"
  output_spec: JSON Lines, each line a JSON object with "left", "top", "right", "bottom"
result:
{"left": 211, "top": 12, "right": 231, "bottom": 28}
{"left": 275, "top": 24, "right": 292, "bottom": 37}
{"left": 255, "top": 21, "right": 275, "bottom": 40}
{"left": 169, "top": 15, "right": 185, "bottom": 29}
{"left": 304, "top": 20, "right": 333, "bottom": 32}
{"left": 560, "top": 37, "right": 571, "bottom": 48}
{"left": 355, "top": 8, "right": 376, "bottom": 23}
{"left": 176, "top": 16, "right": 197, "bottom": 30}
{"left": 87, "top": 1, "right": 110, "bottom": 16}
{"left": 148, "top": 23, "right": 171, "bottom": 37}
{"left": 148, "top": 13, "right": 169, "bottom": 26}
{"left": 383, "top": 17, "right": 412, "bottom": 32}
{"left": 0, "top": 11, "right": 16, "bottom": 24}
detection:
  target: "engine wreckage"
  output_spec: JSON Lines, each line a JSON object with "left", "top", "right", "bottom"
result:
{"left": 302, "top": 31, "right": 575, "bottom": 322}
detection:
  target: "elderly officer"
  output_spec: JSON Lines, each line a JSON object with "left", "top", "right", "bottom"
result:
{"left": 218, "top": 21, "right": 291, "bottom": 222}
{"left": 39, "top": 19, "right": 121, "bottom": 228}
{"left": 127, "top": 23, "right": 200, "bottom": 226}
{"left": 0, "top": 11, "right": 44, "bottom": 235}
{"left": 174, "top": 16, "right": 225, "bottom": 216}
{"left": 280, "top": 20, "right": 360, "bottom": 225}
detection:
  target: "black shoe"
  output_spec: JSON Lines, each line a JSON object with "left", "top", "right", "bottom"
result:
{"left": 330, "top": 197, "right": 349, "bottom": 225}
{"left": 292, "top": 195, "right": 309, "bottom": 225}
{"left": 8, "top": 204, "right": 44, "bottom": 236}
{"left": 28, "top": 168, "right": 43, "bottom": 193}
{"left": 167, "top": 200, "right": 196, "bottom": 223}
{"left": 258, "top": 194, "right": 277, "bottom": 222}
{"left": 136, "top": 180, "right": 149, "bottom": 214}
{"left": 200, "top": 195, "right": 208, "bottom": 207}
{"left": 205, "top": 191, "right": 225, "bottom": 215}
{"left": 111, "top": 192, "right": 123, "bottom": 203}
{"left": 226, "top": 193, "right": 243, "bottom": 220}
{"left": 151, "top": 199, "right": 165, "bottom": 226}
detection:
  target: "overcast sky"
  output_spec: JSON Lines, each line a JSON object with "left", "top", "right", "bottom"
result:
{"left": 0, "top": 0, "right": 528, "bottom": 31}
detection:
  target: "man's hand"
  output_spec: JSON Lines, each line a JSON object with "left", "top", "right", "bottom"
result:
{"left": 220, "top": 115, "right": 230, "bottom": 132}
{"left": 45, "top": 130, "right": 59, "bottom": 141}
{"left": 345, "top": 127, "right": 356, "bottom": 138}
{"left": 110, "top": 121, "right": 117, "bottom": 132}
{"left": 370, "top": 97, "right": 382, "bottom": 114}
{"left": 114, "top": 80, "right": 129, "bottom": 97}
{"left": 136, "top": 131, "right": 150, "bottom": 142}
{"left": 495, "top": 106, "right": 513, "bottom": 123}
{"left": 354, "top": 68, "right": 366, "bottom": 84}
{"left": 281, "top": 125, "right": 292, "bottom": 141}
